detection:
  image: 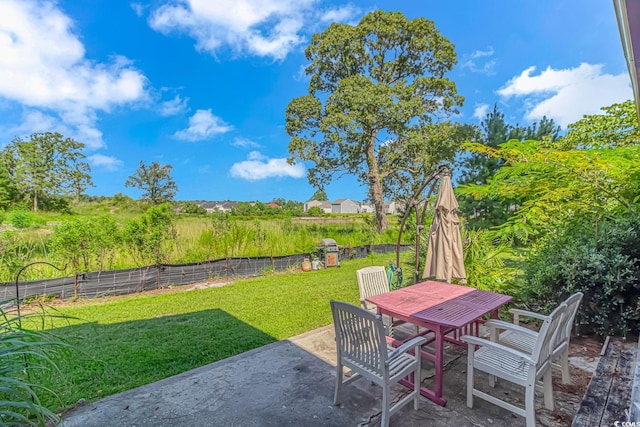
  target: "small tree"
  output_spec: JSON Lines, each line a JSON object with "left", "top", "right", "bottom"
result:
{"left": 309, "top": 189, "right": 328, "bottom": 201}
{"left": 120, "top": 204, "right": 176, "bottom": 268}
{"left": 49, "top": 217, "right": 119, "bottom": 297}
{"left": 125, "top": 161, "right": 177, "bottom": 205}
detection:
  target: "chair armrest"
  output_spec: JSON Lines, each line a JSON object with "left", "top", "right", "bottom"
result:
{"left": 461, "top": 335, "right": 536, "bottom": 365}
{"left": 509, "top": 308, "right": 550, "bottom": 325}
{"left": 388, "top": 336, "right": 427, "bottom": 361}
{"left": 485, "top": 319, "right": 538, "bottom": 337}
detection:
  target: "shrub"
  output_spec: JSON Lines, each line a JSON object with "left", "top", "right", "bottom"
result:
{"left": 521, "top": 210, "right": 640, "bottom": 337}
{"left": 7, "top": 209, "right": 33, "bottom": 228}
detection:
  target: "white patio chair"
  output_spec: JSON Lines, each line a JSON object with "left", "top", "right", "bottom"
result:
{"left": 463, "top": 303, "right": 567, "bottom": 427}
{"left": 356, "top": 266, "right": 418, "bottom": 336}
{"left": 485, "top": 292, "right": 583, "bottom": 384}
{"left": 330, "top": 300, "right": 426, "bottom": 427}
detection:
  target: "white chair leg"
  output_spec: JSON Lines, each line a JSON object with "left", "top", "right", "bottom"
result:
{"left": 466, "top": 350, "right": 474, "bottom": 408}
{"left": 543, "top": 369, "right": 554, "bottom": 410}
{"left": 488, "top": 374, "right": 496, "bottom": 387}
{"left": 334, "top": 364, "right": 343, "bottom": 405}
{"left": 381, "top": 385, "right": 390, "bottom": 427}
{"left": 525, "top": 383, "right": 536, "bottom": 427}
{"left": 559, "top": 350, "right": 570, "bottom": 384}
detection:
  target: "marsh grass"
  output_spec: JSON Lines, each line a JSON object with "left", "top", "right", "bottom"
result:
{"left": 0, "top": 215, "right": 406, "bottom": 282}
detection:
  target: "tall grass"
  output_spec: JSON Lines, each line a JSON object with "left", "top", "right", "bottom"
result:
{"left": 0, "top": 303, "right": 69, "bottom": 426}
{"left": 0, "top": 214, "right": 407, "bottom": 282}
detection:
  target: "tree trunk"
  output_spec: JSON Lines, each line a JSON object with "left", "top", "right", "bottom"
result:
{"left": 33, "top": 190, "right": 38, "bottom": 212}
{"left": 366, "top": 134, "right": 388, "bottom": 232}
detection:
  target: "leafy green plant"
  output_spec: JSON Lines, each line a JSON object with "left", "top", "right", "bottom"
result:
{"left": 120, "top": 204, "right": 176, "bottom": 266}
{"left": 404, "top": 224, "right": 517, "bottom": 293}
{"left": 7, "top": 209, "right": 33, "bottom": 229}
{"left": 521, "top": 210, "right": 640, "bottom": 337}
{"left": 0, "top": 303, "right": 69, "bottom": 426}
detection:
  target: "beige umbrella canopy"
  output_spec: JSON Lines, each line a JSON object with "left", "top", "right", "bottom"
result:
{"left": 422, "top": 170, "right": 466, "bottom": 283}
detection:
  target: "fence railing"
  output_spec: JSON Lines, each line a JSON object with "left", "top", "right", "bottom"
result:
{"left": 1, "top": 244, "right": 411, "bottom": 302}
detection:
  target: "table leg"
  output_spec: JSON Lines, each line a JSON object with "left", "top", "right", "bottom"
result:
{"left": 434, "top": 326, "right": 444, "bottom": 400}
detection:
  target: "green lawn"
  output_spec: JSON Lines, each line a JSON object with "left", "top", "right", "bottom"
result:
{"left": 35, "top": 253, "right": 394, "bottom": 412}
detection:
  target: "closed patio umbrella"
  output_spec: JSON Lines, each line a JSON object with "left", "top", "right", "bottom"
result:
{"left": 422, "top": 169, "right": 466, "bottom": 283}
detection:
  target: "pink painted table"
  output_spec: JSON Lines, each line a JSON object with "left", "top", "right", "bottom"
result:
{"left": 366, "top": 281, "right": 512, "bottom": 406}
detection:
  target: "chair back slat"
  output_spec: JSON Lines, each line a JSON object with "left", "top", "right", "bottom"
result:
{"left": 331, "top": 300, "right": 387, "bottom": 375}
{"left": 532, "top": 303, "right": 567, "bottom": 363}
{"left": 357, "top": 267, "right": 390, "bottom": 311}
{"left": 553, "top": 292, "right": 584, "bottom": 349}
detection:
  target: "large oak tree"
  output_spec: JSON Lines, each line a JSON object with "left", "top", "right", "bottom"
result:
{"left": 286, "top": 11, "right": 463, "bottom": 232}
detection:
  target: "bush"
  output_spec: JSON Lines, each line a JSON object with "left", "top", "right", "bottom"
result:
{"left": 521, "top": 211, "right": 640, "bottom": 337}
{"left": 7, "top": 209, "right": 32, "bottom": 228}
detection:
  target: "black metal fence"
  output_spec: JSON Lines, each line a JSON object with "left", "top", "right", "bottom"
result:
{"left": 0, "top": 244, "right": 410, "bottom": 302}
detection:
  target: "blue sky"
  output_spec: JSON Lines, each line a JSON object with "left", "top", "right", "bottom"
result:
{"left": 0, "top": 0, "right": 633, "bottom": 202}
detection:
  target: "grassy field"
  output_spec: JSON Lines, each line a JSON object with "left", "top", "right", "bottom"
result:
{"left": 1, "top": 208, "right": 407, "bottom": 281}
{"left": 32, "top": 253, "right": 396, "bottom": 413}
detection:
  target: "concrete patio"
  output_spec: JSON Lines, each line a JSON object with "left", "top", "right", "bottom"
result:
{"left": 59, "top": 324, "right": 602, "bottom": 427}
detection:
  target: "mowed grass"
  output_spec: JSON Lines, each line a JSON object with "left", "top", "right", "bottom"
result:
{"left": 34, "top": 253, "right": 394, "bottom": 413}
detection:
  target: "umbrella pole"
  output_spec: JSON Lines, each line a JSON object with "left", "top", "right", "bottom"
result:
{"left": 394, "top": 165, "right": 447, "bottom": 283}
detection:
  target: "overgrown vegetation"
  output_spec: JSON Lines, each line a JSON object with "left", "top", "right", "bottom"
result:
{"left": 0, "top": 206, "right": 405, "bottom": 282}
{"left": 459, "top": 100, "right": 640, "bottom": 336}
{"left": 521, "top": 211, "right": 640, "bottom": 337}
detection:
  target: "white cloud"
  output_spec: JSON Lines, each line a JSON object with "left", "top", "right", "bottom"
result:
{"left": 230, "top": 151, "right": 305, "bottom": 180}
{"left": 293, "top": 63, "right": 309, "bottom": 82}
{"left": 473, "top": 104, "right": 489, "bottom": 121}
{"left": 174, "top": 109, "right": 232, "bottom": 141}
{"left": 0, "top": 0, "right": 148, "bottom": 149}
{"left": 148, "top": 0, "right": 360, "bottom": 60}
{"left": 498, "top": 63, "right": 632, "bottom": 127}
{"left": 130, "top": 3, "right": 145, "bottom": 17}
{"left": 461, "top": 47, "right": 496, "bottom": 74}
{"left": 232, "top": 137, "right": 260, "bottom": 148}
{"left": 159, "top": 95, "right": 189, "bottom": 116}
{"left": 320, "top": 5, "right": 360, "bottom": 24}
{"left": 88, "top": 153, "right": 123, "bottom": 171}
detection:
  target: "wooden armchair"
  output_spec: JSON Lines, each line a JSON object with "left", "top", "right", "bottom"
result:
{"left": 463, "top": 303, "right": 567, "bottom": 427}
{"left": 330, "top": 300, "right": 426, "bottom": 427}
{"left": 485, "top": 292, "right": 583, "bottom": 384}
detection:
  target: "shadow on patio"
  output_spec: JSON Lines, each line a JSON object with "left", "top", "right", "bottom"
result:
{"left": 59, "top": 322, "right": 604, "bottom": 427}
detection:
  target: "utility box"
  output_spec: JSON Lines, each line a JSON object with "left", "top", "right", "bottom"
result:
{"left": 319, "top": 238, "right": 340, "bottom": 267}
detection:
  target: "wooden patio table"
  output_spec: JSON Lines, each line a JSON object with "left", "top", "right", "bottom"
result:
{"left": 366, "top": 280, "right": 512, "bottom": 406}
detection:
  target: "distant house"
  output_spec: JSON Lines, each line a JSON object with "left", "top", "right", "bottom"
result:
{"left": 357, "top": 201, "right": 401, "bottom": 214}
{"left": 198, "top": 202, "right": 218, "bottom": 214}
{"left": 384, "top": 201, "right": 400, "bottom": 215}
{"left": 197, "top": 201, "right": 238, "bottom": 213}
{"left": 304, "top": 200, "right": 332, "bottom": 213}
{"left": 217, "top": 201, "right": 238, "bottom": 212}
{"left": 267, "top": 202, "right": 281, "bottom": 209}
{"left": 359, "top": 203, "right": 374, "bottom": 213}
{"left": 331, "top": 198, "right": 359, "bottom": 214}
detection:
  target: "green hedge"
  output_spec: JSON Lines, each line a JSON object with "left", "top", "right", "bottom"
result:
{"left": 521, "top": 210, "right": 640, "bottom": 337}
